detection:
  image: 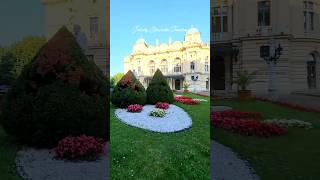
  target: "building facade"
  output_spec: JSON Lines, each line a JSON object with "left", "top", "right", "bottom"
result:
{"left": 124, "top": 28, "right": 210, "bottom": 92}
{"left": 211, "top": 0, "right": 320, "bottom": 94}
{"left": 41, "top": 0, "right": 109, "bottom": 75}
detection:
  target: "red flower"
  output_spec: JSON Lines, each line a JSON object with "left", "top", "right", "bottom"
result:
{"left": 54, "top": 135, "right": 105, "bottom": 160}
{"left": 174, "top": 96, "right": 199, "bottom": 105}
{"left": 127, "top": 104, "right": 143, "bottom": 112}
{"left": 155, "top": 102, "right": 170, "bottom": 109}
{"left": 211, "top": 110, "right": 285, "bottom": 137}
{"left": 255, "top": 97, "right": 320, "bottom": 113}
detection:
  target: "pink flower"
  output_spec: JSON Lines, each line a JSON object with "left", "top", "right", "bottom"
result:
{"left": 127, "top": 104, "right": 143, "bottom": 112}
{"left": 155, "top": 102, "right": 170, "bottom": 109}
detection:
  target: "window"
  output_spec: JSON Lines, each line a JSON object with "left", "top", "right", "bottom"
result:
{"left": 212, "top": 6, "right": 228, "bottom": 33}
{"left": 190, "top": 61, "right": 195, "bottom": 71}
{"left": 87, "top": 55, "right": 94, "bottom": 61}
{"left": 160, "top": 59, "right": 168, "bottom": 73}
{"left": 149, "top": 60, "right": 155, "bottom": 75}
{"left": 258, "top": 1, "right": 271, "bottom": 26}
{"left": 205, "top": 61, "right": 209, "bottom": 72}
{"left": 174, "top": 58, "right": 182, "bottom": 73}
{"left": 90, "top": 17, "right": 99, "bottom": 40}
{"left": 138, "top": 66, "right": 141, "bottom": 74}
{"left": 304, "top": 1, "right": 315, "bottom": 31}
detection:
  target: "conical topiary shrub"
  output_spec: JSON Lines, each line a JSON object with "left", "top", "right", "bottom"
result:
{"left": 111, "top": 70, "right": 146, "bottom": 108}
{"left": 146, "top": 69, "right": 174, "bottom": 104}
{"left": 0, "top": 26, "right": 109, "bottom": 147}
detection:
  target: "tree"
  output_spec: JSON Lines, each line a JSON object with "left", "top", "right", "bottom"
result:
{"left": 0, "top": 26, "right": 108, "bottom": 147}
{"left": 0, "top": 52, "right": 15, "bottom": 85}
{"left": 111, "top": 70, "right": 146, "bottom": 108}
{"left": 146, "top": 69, "right": 174, "bottom": 104}
{"left": 110, "top": 73, "right": 124, "bottom": 88}
{"left": 9, "top": 36, "right": 46, "bottom": 77}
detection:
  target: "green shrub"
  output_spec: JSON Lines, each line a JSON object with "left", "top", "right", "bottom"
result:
{"left": 146, "top": 69, "right": 174, "bottom": 104}
{"left": 111, "top": 70, "right": 146, "bottom": 108}
{"left": 0, "top": 26, "right": 108, "bottom": 147}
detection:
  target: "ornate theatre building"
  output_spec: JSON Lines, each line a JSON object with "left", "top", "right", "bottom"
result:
{"left": 124, "top": 28, "right": 210, "bottom": 92}
{"left": 212, "top": 0, "right": 320, "bottom": 94}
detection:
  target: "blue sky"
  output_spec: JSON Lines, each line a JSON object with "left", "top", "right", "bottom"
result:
{"left": 110, "top": 0, "right": 210, "bottom": 76}
{"left": 0, "top": 0, "right": 45, "bottom": 46}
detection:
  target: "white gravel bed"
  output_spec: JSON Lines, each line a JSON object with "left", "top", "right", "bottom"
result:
{"left": 211, "top": 141, "right": 259, "bottom": 180}
{"left": 16, "top": 144, "right": 109, "bottom": 180}
{"left": 115, "top": 105, "right": 192, "bottom": 133}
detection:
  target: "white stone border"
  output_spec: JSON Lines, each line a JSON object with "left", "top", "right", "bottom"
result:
{"left": 115, "top": 105, "right": 192, "bottom": 133}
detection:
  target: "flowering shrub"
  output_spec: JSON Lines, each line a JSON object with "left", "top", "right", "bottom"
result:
{"left": 149, "top": 109, "right": 167, "bottom": 118}
{"left": 174, "top": 96, "right": 199, "bottom": 105}
{"left": 155, "top": 102, "right": 170, "bottom": 109}
{"left": 127, "top": 104, "right": 143, "bottom": 113}
{"left": 264, "top": 119, "right": 313, "bottom": 129}
{"left": 54, "top": 135, "right": 105, "bottom": 160}
{"left": 211, "top": 111, "right": 285, "bottom": 137}
{"left": 255, "top": 97, "right": 320, "bottom": 113}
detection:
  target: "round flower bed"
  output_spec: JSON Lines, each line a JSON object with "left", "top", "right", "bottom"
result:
{"left": 127, "top": 104, "right": 143, "bottom": 113}
{"left": 115, "top": 105, "right": 192, "bottom": 133}
{"left": 54, "top": 135, "right": 106, "bottom": 161}
{"left": 155, "top": 102, "right": 170, "bottom": 109}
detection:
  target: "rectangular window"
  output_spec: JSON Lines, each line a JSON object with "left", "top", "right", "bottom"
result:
{"left": 212, "top": 6, "right": 228, "bottom": 33}
{"left": 90, "top": 17, "right": 99, "bottom": 40}
{"left": 258, "top": 1, "right": 271, "bottom": 26}
{"left": 304, "top": 1, "right": 315, "bottom": 32}
{"left": 223, "top": 16, "right": 228, "bottom": 32}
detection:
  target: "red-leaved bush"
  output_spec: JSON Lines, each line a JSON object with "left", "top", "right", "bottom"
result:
{"left": 174, "top": 96, "right": 199, "bottom": 105}
{"left": 54, "top": 135, "right": 105, "bottom": 160}
{"left": 155, "top": 102, "right": 170, "bottom": 109}
{"left": 127, "top": 104, "right": 143, "bottom": 112}
{"left": 211, "top": 110, "right": 285, "bottom": 137}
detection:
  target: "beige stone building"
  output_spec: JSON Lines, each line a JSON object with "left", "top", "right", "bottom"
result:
{"left": 212, "top": 0, "right": 320, "bottom": 94}
{"left": 124, "top": 28, "right": 210, "bottom": 92}
{"left": 41, "top": 0, "right": 109, "bottom": 75}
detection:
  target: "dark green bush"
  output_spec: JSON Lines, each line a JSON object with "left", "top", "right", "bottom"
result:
{"left": 146, "top": 69, "right": 174, "bottom": 104}
{"left": 111, "top": 70, "right": 146, "bottom": 108}
{"left": 0, "top": 26, "right": 108, "bottom": 147}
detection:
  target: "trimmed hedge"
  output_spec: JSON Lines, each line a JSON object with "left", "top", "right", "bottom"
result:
{"left": 0, "top": 26, "right": 109, "bottom": 147}
{"left": 111, "top": 70, "right": 146, "bottom": 108}
{"left": 146, "top": 69, "right": 174, "bottom": 104}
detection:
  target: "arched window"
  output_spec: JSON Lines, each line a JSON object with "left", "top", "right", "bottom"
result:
{"left": 160, "top": 59, "right": 168, "bottom": 73}
{"left": 149, "top": 60, "right": 155, "bottom": 75}
{"left": 174, "top": 58, "right": 182, "bottom": 73}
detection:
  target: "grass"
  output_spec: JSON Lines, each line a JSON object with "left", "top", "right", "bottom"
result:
{"left": 212, "top": 99, "right": 320, "bottom": 180}
{"left": 0, "top": 127, "right": 21, "bottom": 180}
{"left": 111, "top": 93, "right": 210, "bottom": 180}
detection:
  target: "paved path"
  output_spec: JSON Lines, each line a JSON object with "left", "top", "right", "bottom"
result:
{"left": 211, "top": 140, "right": 259, "bottom": 180}
{"left": 16, "top": 143, "right": 109, "bottom": 180}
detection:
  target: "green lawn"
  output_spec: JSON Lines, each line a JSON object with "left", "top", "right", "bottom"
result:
{"left": 111, "top": 93, "right": 210, "bottom": 180}
{"left": 0, "top": 127, "right": 21, "bottom": 180}
{"left": 212, "top": 99, "right": 320, "bottom": 180}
